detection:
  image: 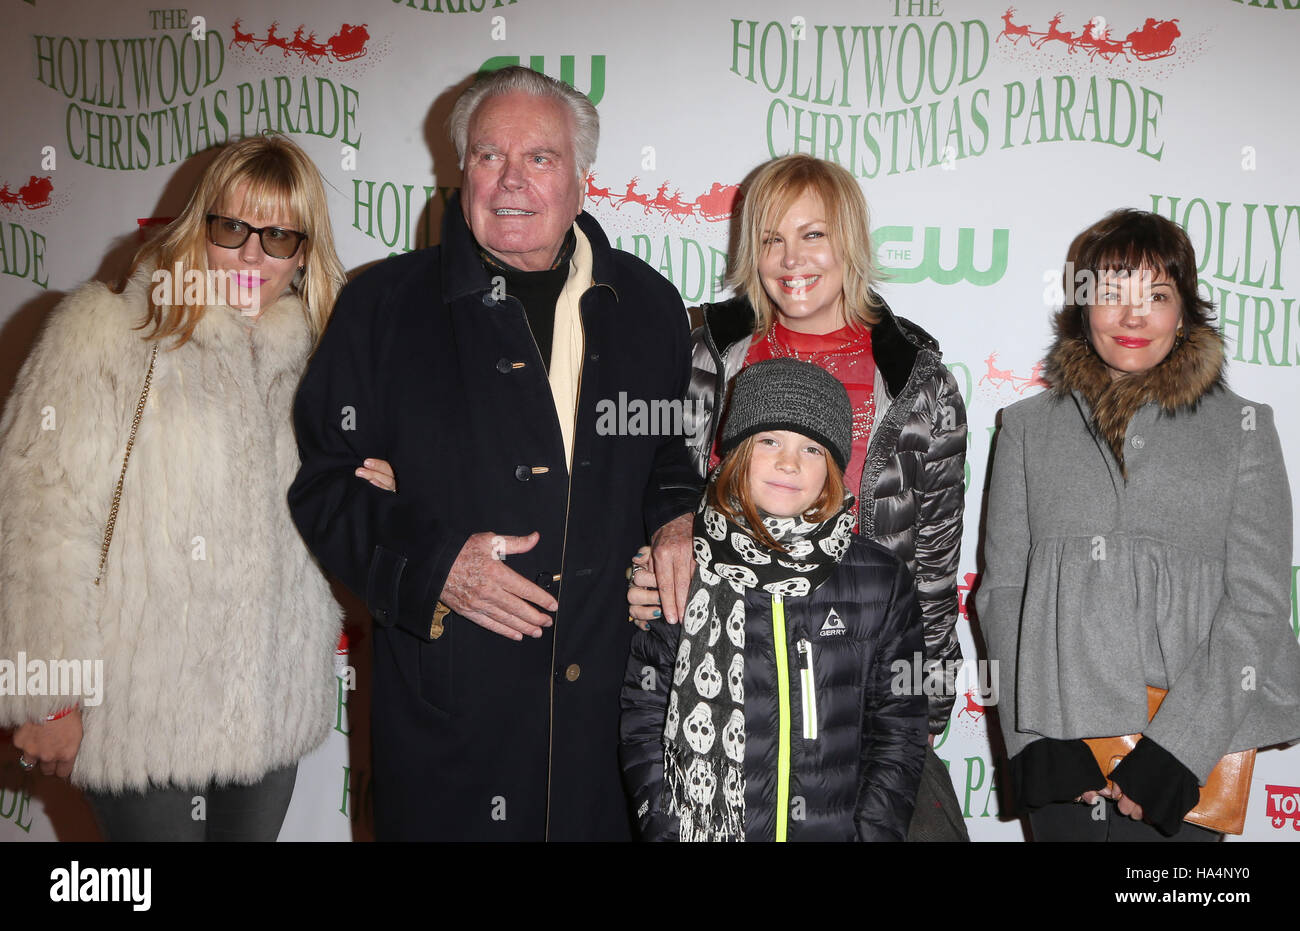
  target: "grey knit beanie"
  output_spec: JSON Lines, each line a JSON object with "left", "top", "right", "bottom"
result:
{"left": 720, "top": 358, "right": 852, "bottom": 470}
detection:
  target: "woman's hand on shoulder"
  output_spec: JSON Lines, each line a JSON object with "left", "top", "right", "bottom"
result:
{"left": 13, "top": 707, "right": 83, "bottom": 779}
{"left": 355, "top": 458, "right": 396, "bottom": 492}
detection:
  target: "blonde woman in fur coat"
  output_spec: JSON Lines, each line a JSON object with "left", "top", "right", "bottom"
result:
{"left": 977, "top": 209, "right": 1300, "bottom": 841}
{"left": 0, "top": 135, "right": 352, "bottom": 840}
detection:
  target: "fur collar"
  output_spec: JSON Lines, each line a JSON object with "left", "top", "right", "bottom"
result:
{"left": 122, "top": 265, "right": 312, "bottom": 364}
{"left": 1043, "top": 307, "right": 1226, "bottom": 475}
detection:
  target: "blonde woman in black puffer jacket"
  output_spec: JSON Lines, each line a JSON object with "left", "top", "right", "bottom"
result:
{"left": 625, "top": 155, "right": 967, "bottom": 840}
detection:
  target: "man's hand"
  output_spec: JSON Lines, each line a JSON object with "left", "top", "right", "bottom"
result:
{"left": 441, "top": 531, "right": 559, "bottom": 641}
{"left": 14, "top": 707, "right": 83, "bottom": 778}
{"left": 650, "top": 513, "right": 693, "bottom": 624}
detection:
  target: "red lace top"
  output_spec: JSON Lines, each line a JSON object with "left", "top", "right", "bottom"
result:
{"left": 710, "top": 320, "right": 876, "bottom": 527}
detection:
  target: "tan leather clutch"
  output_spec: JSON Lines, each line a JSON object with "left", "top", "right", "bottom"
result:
{"left": 1083, "top": 686, "right": 1255, "bottom": 835}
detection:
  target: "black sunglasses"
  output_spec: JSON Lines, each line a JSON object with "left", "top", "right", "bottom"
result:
{"left": 206, "top": 214, "right": 307, "bottom": 259}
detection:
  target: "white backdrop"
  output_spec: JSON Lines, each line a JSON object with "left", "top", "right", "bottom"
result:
{"left": 1, "top": 0, "right": 1297, "bottom": 842}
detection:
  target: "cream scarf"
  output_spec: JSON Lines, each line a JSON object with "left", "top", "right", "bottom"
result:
{"left": 547, "top": 226, "right": 593, "bottom": 469}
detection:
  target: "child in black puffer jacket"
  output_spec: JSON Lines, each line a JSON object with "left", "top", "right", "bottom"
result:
{"left": 619, "top": 358, "right": 927, "bottom": 841}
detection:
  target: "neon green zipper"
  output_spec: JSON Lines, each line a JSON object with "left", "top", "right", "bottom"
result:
{"left": 772, "top": 594, "right": 791, "bottom": 842}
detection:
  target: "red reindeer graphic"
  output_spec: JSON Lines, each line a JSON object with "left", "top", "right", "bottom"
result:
{"left": 229, "top": 18, "right": 256, "bottom": 51}
{"left": 614, "top": 177, "right": 654, "bottom": 212}
{"left": 1031, "top": 13, "right": 1077, "bottom": 53}
{"left": 285, "top": 25, "right": 312, "bottom": 59}
{"left": 297, "top": 31, "right": 330, "bottom": 63}
{"left": 647, "top": 182, "right": 675, "bottom": 216}
{"left": 997, "top": 7, "right": 1032, "bottom": 44}
{"left": 0, "top": 184, "right": 19, "bottom": 209}
{"left": 664, "top": 190, "right": 696, "bottom": 222}
{"left": 584, "top": 173, "right": 614, "bottom": 207}
{"left": 1016, "top": 360, "right": 1049, "bottom": 394}
{"left": 958, "top": 689, "right": 987, "bottom": 722}
{"left": 645, "top": 183, "right": 696, "bottom": 221}
{"left": 978, "top": 352, "right": 1026, "bottom": 391}
{"left": 258, "top": 21, "right": 292, "bottom": 57}
{"left": 1078, "top": 21, "right": 1129, "bottom": 62}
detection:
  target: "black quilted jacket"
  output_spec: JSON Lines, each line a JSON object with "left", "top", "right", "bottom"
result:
{"left": 681, "top": 295, "right": 967, "bottom": 733}
{"left": 619, "top": 537, "right": 928, "bottom": 841}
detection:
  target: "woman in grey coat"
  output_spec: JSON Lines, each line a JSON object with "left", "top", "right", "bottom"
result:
{"left": 976, "top": 209, "right": 1300, "bottom": 840}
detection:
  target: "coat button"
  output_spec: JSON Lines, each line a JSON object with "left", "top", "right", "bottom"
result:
{"left": 588, "top": 352, "right": 599, "bottom": 362}
{"left": 1130, "top": 435, "right": 1145, "bottom": 450}
{"left": 430, "top": 602, "right": 450, "bottom": 640}
{"left": 564, "top": 664, "right": 581, "bottom": 682}
{"left": 482, "top": 293, "right": 497, "bottom": 307}
{"left": 515, "top": 465, "right": 531, "bottom": 481}
{"left": 496, "top": 358, "right": 512, "bottom": 373}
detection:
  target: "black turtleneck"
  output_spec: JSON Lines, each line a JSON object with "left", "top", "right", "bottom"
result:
{"left": 478, "top": 230, "right": 576, "bottom": 373}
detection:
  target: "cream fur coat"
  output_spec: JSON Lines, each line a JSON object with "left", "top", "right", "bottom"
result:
{"left": 0, "top": 272, "right": 341, "bottom": 792}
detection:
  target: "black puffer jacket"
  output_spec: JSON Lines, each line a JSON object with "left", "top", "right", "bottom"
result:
{"left": 682, "top": 295, "right": 966, "bottom": 733}
{"left": 620, "top": 537, "right": 928, "bottom": 841}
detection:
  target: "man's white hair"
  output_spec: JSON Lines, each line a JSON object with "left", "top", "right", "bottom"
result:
{"left": 448, "top": 65, "right": 599, "bottom": 181}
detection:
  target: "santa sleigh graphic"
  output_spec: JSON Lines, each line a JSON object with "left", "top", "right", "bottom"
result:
{"left": 328, "top": 24, "right": 370, "bottom": 62}
{"left": 997, "top": 8, "right": 1180, "bottom": 61}
{"left": 694, "top": 182, "right": 740, "bottom": 222}
{"left": 1126, "top": 18, "right": 1181, "bottom": 61}
{"left": 607, "top": 177, "right": 740, "bottom": 223}
{"left": 0, "top": 176, "right": 53, "bottom": 210}
{"left": 230, "top": 20, "right": 370, "bottom": 63}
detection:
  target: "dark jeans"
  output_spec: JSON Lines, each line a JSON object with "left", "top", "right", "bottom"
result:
{"left": 85, "top": 763, "right": 299, "bottom": 842}
{"left": 1029, "top": 798, "right": 1222, "bottom": 842}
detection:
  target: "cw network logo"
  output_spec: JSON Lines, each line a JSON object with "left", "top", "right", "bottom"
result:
{"left": 480, "top": 55, "right": 606, "bottom": 105}
{"left": 875, "top": 226, "right": 1009, "bottom": 286}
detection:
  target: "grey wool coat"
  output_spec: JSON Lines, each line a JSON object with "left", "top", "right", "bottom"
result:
{"left": 976, "top": 311, "right": 1300, "bottom": 785}
{"left": 0, "top": 273, "right": 341, "bottom": 791}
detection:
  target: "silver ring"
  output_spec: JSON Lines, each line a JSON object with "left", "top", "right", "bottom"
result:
{"left": 18, "top": 754, "right": 36, "bottom": 772}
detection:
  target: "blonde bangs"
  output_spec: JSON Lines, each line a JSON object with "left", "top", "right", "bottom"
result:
{"left": 127, "top": 134, "right": 344, "bottom": 349}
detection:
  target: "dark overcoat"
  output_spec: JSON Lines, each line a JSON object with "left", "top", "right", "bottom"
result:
{"left": 289, "top": 195, "right": 701, "bottom": 840}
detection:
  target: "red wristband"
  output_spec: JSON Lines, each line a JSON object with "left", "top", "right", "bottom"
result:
{"left": 44, "top": 706, "right": 76, "bottom": 722}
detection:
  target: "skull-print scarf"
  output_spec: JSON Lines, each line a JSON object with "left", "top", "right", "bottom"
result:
{"left": 662, "top": 489, "right": 855, "bottom": 842}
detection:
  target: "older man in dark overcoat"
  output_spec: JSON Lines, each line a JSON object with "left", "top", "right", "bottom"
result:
{"left": 289, "top": 67, "right": 700, "bottom": 840}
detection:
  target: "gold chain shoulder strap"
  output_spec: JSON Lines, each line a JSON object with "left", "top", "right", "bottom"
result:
{"left": 94, "top": 342, "right": 160, "bottom": 586}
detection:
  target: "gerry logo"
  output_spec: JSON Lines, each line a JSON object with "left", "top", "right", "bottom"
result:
{"left": 480, "top": 55, "right": 605, "bottom": 105}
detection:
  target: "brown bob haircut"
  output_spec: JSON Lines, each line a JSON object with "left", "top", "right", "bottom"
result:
{"left": 1065, "top": 207, "right": 1214, "bottom": 329}
{"left": 708, "top": 433, "right": 846, "bottom": 553}
{"left": 728, "top": 154, "right": 883, "bottom": 337}
{"left": 128, "top": 133, "right": 346, "bottom": 348}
